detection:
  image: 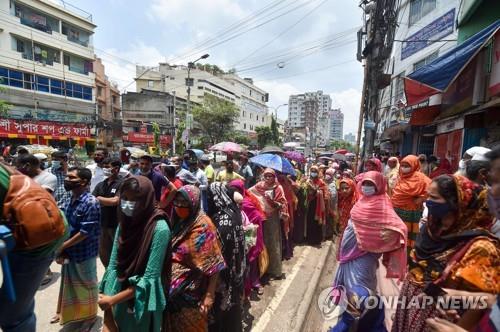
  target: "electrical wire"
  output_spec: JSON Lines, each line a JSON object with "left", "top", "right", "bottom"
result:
{"left": 229, "top": 0, "right": 330, "bottom": 68}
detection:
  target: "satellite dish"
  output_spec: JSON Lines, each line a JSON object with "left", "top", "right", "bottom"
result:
{"left": 277, "top": 62, "right": 285, "bottom": 69}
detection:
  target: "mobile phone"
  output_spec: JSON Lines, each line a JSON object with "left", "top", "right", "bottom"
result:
{"left": 423, "top": 283, "right": 447, "bottom": 298}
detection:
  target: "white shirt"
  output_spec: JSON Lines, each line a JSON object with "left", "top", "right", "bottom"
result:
{"left": 34, "top": 170, "right": 57, "bottom": 194}
{"left": 87, "top": 163, "right": 129, "bottom": 192}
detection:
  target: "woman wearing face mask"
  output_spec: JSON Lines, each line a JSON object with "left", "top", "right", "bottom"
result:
{"left": 429, "top": 157, "right": 452, "bottom": 179}
{"left": 355, "top": 158, "right": 383, "bottom": 183}
{"left": 391, "top": 155, "right": 431, "bottom": 255}
{"left": 164, "top": 185, "right": 225, "bottom": 332}
{"left": 249, "top": 168, "right": 289, "bottom": 279}
{"left": 276, "top": 172, "right": 298, "bottom": 260}
{"left": 228, "top": 179, "right": 266, "bottom": 296}
{"left": 385, "top": 157, "right": 399, "bottom": 196}
{"left": 324, "top": 168, "right": 338, "bottom": 239}
{"left": 392, "top": 175, "right": 499, "bottom": 332}
{"left": 98, "top": 176, "right": 171, "bottom": 332}
{"left": 330, "top": 171, "right": 407, "bottom": 332}
{"left": 336, "top": 178, "right": 359, "bottom": 257}
{"left": 206, "top": 182, "right": 246, "bottom": 332}
{"left": 304, "top": 165, "right": 329, "bottom": 245}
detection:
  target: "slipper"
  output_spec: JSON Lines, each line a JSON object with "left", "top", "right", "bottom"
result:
{"left": 50, "top": 315, "right": 60, "bottom": 324}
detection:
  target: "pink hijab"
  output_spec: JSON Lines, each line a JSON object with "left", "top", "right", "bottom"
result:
{"left": 350, "top": 171, "right": 408, "bottom": 280}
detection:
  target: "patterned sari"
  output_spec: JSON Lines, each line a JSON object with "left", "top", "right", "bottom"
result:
{"left": 392, "top": 175, "right": 499, "bottom": 332}
{"left": 164, "top": 185, "right": 226, "bottom": 332}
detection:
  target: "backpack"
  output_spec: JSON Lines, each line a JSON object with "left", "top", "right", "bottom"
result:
{"left": 0, "top": 164, "right": 66, "bottom": 250}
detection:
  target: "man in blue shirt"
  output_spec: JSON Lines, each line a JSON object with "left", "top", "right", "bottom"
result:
{"left": 139, "top": 155, "right": 175, "bottom": 202}
{"left": 52, "top": 167, "right": 100, "bottom": 328}
{"left": 49, "top": 151, "right": 71, "bottom": 208}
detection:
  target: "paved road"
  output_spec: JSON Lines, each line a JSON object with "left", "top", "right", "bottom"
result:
{"left": 34, "top": 241, "right": 336, "bottom": 331}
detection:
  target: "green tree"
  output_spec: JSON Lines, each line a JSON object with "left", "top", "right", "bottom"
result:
{"left": 0, "top": 79, "right": 11, "bottom": 117}
{"left": 270, "top": 116, "right": 281, "bottom": 145}
{"left": 255, "top": 126, "right": 273, "bottom": 149}
{"left": 192, "top": 94, "right": 239, "bottom": 145}
{"left": 233, "top": 132, "right": 250, "bottom": 146}
{"left": 328, "top": 139, "right": 355, "bottom": 152}
{"left": 152, "top": 122, "right": 161, "bottom": 154}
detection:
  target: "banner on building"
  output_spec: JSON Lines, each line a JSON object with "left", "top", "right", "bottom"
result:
{"left": 489, "top": 31, "right": 500, "bottom": 97}
{"left": 125, "top": 132, "right": 172, "bottom": 145}
{"left": 401, "top": 9, "right": 455, "bottom": 60}
{"left": 0, "top": 119, "right": 91, "bottom": 138}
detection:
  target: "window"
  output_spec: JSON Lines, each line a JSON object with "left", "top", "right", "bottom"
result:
{"left": 50, "top": 79, "right": 63, "bottom": 95}
{"left": 256, "top": 115, "right": 259, "bottom": 121}
{"left": 409, "top": 0, "right": 436, "bottom": 25}
{"left": 243, "top": 123, "right": 246, "bottom": 129}
{"left": 148, "top": 80, "right": 154, "bottom": 88}
{"left": 243, "top": 111, "right": 246, "bottom": 117}
{"left": 0, "top": 66, "right": 92, "bottom": 101}
{"left": 97, "top": 86, "right": 103, "bottom": 96}
{"left": 393, "top": 72, "right": 406, "bottom": 104}
{"left": 413, "top": 51, "right": 439, "bottom": 72}
{"left": 250, "top": 113, "right": 252, "bottom": 119}
{"left": 112, "top": 95, "right": 117, "bottom": 105}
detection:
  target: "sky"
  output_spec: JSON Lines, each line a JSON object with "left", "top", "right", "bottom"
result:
{"left": 61, "top": 0, "right": 363, "bottom": 137}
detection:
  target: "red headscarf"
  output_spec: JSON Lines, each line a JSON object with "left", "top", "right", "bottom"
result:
{"left": 429, "top": 158, "right": 452, "bottom": 179}
{"left": 391, "top": 155, "right": 432, "bottom": 210}
{"left": 355, "top": 158, "right": 383, "bottom": 182}
{"left": 338, "top": 178, "right": 359, "bottom": 231}
{"left": 351, "top": 171, "right": 408, "bottom": 280}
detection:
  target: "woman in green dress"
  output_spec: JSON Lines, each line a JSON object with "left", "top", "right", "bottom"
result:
{"left": 98, "top": 176, "right": 171, "bottom": 332}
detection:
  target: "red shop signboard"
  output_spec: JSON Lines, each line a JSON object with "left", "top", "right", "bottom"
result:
{"left": 0, "top": 119, "right": 91, "bottom": 137}
{"left": 125, "top": 132, "right": 172, "bottom": 145}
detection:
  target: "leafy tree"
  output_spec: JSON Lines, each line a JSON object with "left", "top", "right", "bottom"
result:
{"left": 270, "top": 116, "right": 281, "bottom": 145}
{"left": 233, "top": 132, "right": 250, "bottom": 146}
{"left": 192, "top": 94, "right": 239, "bottom": 145}
{"left": 152, "top": 122, "right": 161, "bottom": 154}
{"left": 0, "top": 79, "right": 11, "bottom": 117}
{"left": 328, "top": 139, "right": 355, "bottom": 152}
{"left": 255, "top": 126, "right": 273, "bottom": 149}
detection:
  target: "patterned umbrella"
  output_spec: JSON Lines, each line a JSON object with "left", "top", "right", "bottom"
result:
{"left": 186, "top": 149, "right": 204, "bottom": 158}
{"left": 250, "top": 154, "right": 296, "bottom": 176}
{"left": 284, "top": 151, "right": 306, "bottom": 163}
{"left": 209, "top": 142, "right": 243, "bottom": 153}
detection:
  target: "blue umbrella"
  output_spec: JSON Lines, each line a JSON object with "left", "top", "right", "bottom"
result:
{"left": 186, "top": 149, "right": 204, "bottom": 158}
{"left": 250, "top": 154, "right": 296, "bottom": 176}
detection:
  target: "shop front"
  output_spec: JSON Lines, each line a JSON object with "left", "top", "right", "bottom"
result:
{"left": 122, "top": 132, "right": 172, "bottom": 150}
{"left": 434, "top": 117, "right": 464, "bottom": 171}
{"left": 0, "top": 118, "right": 93, "bottom": 148}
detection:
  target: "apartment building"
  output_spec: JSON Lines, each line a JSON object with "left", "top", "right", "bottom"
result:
{"left": 135, "top": 63, "right": 269, "bottom": 136}
{"left": 0, "top": 0, "right": 96, "bottom": 145}
{"left": 288, "top": 91, "right": 332, "bottom": 147}
{"left": 330, "top": 108, "right": 344, "bottom": 141}
{"left": 94, "top": 57, "right": 121, "bottom": 148}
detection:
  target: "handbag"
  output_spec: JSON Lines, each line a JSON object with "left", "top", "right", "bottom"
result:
{"left": 258, "top": 245, "right": 269, "bottom": 277}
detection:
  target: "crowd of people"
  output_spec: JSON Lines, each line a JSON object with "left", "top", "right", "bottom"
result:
{"left": 0, "top": 145, "right": 498, "bottom": 332}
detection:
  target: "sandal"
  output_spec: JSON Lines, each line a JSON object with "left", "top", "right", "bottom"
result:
{"left": 50, "top": 315, "right": 60, "bottom": 324}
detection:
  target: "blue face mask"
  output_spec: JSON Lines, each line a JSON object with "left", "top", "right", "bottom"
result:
{"left": 426, "top": 200, "right": 452, "bottom": 220}
{"left": 51, "top": 160, "right": 61, "bottom": 169}
{"left": 361, "top": 186, "right": 376, "bottom": 196}
{"left": 310, "top": 172, "right": 318, "bottom": 178}
{"left": 120, "top": 200, "right": 136, "bottom": 217}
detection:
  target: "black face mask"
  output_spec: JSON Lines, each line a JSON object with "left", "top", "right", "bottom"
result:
{"left": 94, "top": 156, "right": 104, "bottom": 164}
{"left": 64, "top": 180, "right": 82, "bottom": 191}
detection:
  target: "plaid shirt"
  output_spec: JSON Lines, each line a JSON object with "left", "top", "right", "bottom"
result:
{"left": 48, "top": 167, "right": 71, "bottom": 209}
{"left": 62, "top": 191, "right": 100, "bottom": 263}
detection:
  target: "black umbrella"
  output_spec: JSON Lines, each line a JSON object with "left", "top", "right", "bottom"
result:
{"left": 260, "top": 145, "right": 284, "bottom": 155}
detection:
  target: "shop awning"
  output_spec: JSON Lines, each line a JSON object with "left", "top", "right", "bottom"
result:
{"left": 409, "top": 105, "right": 441, "bottom": 126}
{"left": 404, "top": 19, "right": 500, "bottom": 106}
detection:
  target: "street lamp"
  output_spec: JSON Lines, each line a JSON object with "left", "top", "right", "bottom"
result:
{"left": 271, "top": 103, "right": 288, "bottom": 119}
{"left": 185, "top": 53, "right": 209, "bottom": 149}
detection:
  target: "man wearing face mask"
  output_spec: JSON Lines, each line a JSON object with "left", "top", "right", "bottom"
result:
{"left": 49, "top": 150, "right": 71, "bottom": 208}
{"left": 456, "top": 146, "right": 491, "bottom": 176}
{"left": 188, "top": 155, "right": 208, "bottom": 211}
{"left": 52, "top": 167, "right": 100, "bottom": 328}
{"left": 138, "top": 155, "right": 175, "bottom": 202}
{"left": 86, "top": 147, "right": 108, "bottom": 193}
{"left": 92, "top": 158, "right": 123, "bottom": 267}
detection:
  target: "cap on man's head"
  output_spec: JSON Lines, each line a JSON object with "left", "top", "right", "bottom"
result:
{"left": 139, "top": 155, "right": 154, "bottom": 163}
{"left": 34, "top": 153, "right": 48, "bottom": 161}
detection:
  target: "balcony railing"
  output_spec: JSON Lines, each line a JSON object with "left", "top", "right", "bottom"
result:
{"left": 20, "top": 17, "right": 52, "bottom": 34}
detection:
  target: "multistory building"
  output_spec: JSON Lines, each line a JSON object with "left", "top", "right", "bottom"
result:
{"left": 0, "top": 0, "right": 96, "bottom": 146}
{"left": 330, "top": 108, "right": 344, "bottom": 141}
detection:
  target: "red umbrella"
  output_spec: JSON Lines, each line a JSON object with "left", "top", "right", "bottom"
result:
{"left": 335, "top": 149, "right": 348, "bottom": 155}
{"left": 209, "top": 142, "right": 243, "bottom": 154}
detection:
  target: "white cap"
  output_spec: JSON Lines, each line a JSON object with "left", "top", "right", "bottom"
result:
{"left": 465, "top": 146, "right": 490, "bottom": 158}
{"left": 34, "top": 153, "right": 48, "bottom": 161}
{"left": 471, "top": 153, "right": 489, "bottom": 162}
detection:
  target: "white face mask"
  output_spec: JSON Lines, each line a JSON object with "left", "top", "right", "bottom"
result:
{"left": 103, "top": 168, "right": 112, "bottom": 178}
{"left": 401, "top": 166, "right": 412, "bottom": 174}
{"left": 361, "top": 186, "right": 376, "bottom": 196}
{"left": 458, "top": 159, "right": 466, "bottom": 170}
{"left": 310, "top": 172, "right": 318, "bottom": 178}
{"left": 51, "top": 160, "right": 61, "bottom": 169}
{"left": 120, "top": 200, "right": 136, "bottom": 217}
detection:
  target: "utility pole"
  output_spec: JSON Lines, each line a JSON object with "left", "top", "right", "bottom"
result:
{"left": 172, "top": 90, "right": 176, "bottom": 155}
{"left": 185, "top": 54, "right": 209, "bottom": 150}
